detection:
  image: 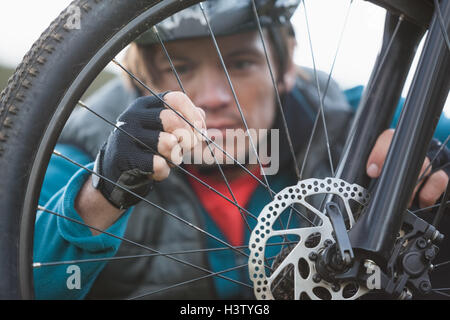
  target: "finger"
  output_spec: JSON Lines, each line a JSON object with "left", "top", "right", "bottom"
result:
{"left": 366, "top": 129, "right": 395, "bottom": 178}
{"left": 157, "top": 132, "right": 183, "bottom": 166}
{"left": 418, "top": 170, "right": 449, "bottom": 209}
{"left": 151, "top": 155, "right": 171, "bottom": 181}
{"left": 408, "top": 157, "right": 430, "bottom": 207}
{"left": 160, "top": 109, "right": 199, "bottom": 151}
{"left": 132, "top": 129, "right": 160, "bottom": 152}
{"left": 163, "top": 91, "right": 207, "bottom": 141}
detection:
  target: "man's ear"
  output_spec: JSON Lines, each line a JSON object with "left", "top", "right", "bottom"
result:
{"left": 278, "top": 36, "right": 297, "bottom": 94}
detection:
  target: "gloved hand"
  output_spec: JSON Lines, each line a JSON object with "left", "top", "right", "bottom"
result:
{"left": 92, "top": 92, "right": 206, "bottom": 209}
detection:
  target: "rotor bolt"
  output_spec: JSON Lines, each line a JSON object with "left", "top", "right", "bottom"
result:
{"left": 312, "top": 274, "right": 322, "bottom": 283}
{"left": 308, "top": 252, "right": 318, "bottom": 261}
{"left": 416, "top": 238, "right": 427, "bottom": 249}
{"left": 324, "top": 239, "right": 333, "bottom": 247}
{"left": 419, "top": 281, "right": 431, "bottom": 294}
{"left": 331, "top": 283, "right": 341, "bottom": 292}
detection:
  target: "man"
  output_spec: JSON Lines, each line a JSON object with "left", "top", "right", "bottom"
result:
{"left": 34, "top": 0, "right": 449, "bottom": 300}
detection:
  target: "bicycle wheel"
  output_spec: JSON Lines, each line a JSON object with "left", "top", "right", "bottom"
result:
{"left": 0, "top": 0, "right": 448, "bottom": 300}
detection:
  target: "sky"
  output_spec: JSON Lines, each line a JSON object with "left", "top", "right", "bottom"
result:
{"left": 0, "top": 1, "right": 72, "bottom": 66}
{"left": 0, "top": 0, "right": 448, "bottom": 114}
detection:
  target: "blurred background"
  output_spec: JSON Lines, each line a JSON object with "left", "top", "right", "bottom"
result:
{"left": 0, "top": 1, "right": 115, "bottom": 98}
{"left": 0, "top": 0, "right": 448, "bottom": 116}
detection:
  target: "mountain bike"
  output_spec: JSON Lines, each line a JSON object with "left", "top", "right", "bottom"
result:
{"left": 0, "top": 0, "right": 449, "bottom": 300}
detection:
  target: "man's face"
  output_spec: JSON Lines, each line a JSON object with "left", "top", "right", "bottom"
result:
{"left": 150, "top": 31, "right": 282, "bottom": 165}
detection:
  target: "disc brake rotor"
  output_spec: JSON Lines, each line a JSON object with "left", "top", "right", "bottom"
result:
{"left": 248, "top": 177, "right": 371, "bottom": 300}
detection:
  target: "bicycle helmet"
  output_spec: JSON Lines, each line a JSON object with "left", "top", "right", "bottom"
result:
{"left": 134, "top": 0, "right": 300, "bottom": 45}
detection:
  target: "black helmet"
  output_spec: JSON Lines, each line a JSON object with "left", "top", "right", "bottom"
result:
{"left": 135, "top": 0, "right": 300, "bottom": 45}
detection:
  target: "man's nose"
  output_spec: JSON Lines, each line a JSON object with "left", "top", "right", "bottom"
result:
{"left": 191, "top": 68, "right": 233, "bottom": 111}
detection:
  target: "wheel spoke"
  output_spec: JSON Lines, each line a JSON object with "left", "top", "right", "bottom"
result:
{"left": 153, "top": 10, "right": 320, "bottom": 282}
{"left": 270, "top": 264, "right": 295, "bottom": 294}
{"left": 50, "top": 150, "right": 266, "bottom": 267}
{"left": 416, "top": 135, "right": 450, "bottom": 185}
{"left": 37, "top": 205, "right": 249, "bottom": 289}
{"left": 112, "top": 57, "right": 316, "bottom": 227}
{"left": 198, "top": 3, "right": 274, "bottom": 195}
{"left": 153, "top": 25, "right": 186, "bottom": 93}
{"left": 292, "top": 0, "right": 354, "bottom": 227}
{"left": 198, "top": 2, "right": 317, "bottom": 237}
{"left": 432, "top": 181, "right": 450, "bottom": 227}
{"left": 410, "top": 200, "right": 450, "bottom": 214}
{"left": 432, "top": 289, "right": 450, "bottom": 298}
{"left": 129, "top": 263, "right": 250, "bottom": 300}
{"left": 250, "top": 0, "right": 301, "bottom": 180}
{"left": 300, "top": 0, "right": 354, "bottom": 180}
{"left": 76, "top": 101, "right": 258, "bottom": 223}
{"left": 112, "top": 58, "right": 316, "bottom": 228}
{"left": 299, "top": 0, "right": 338, "bottom": 178}
{"left": 433, "top": 260, "right": 450, "bottom": 270}
{"left": 33, "top": 240, "right": 297, "bottom": 268}
{"left": 153, "top": 24, "right": 253, "bottom": 234}
{"left": 111, "top": 58, "right": 267, "bottom": 189}
{"left": 79, "top": 96, "right": 315, "bottom": 229}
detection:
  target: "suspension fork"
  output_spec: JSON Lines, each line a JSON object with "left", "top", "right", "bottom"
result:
{"left": 317, "top": 10, "right": 423, "bottom": 274}
{"left": 347, "top": 1, "right": 450, "bottom": 262}
{"left": 331, "top": 11, "right": 425, "bottom": 253}
{"left": 335, "top": 13, "right": 425, "bottom": 189}
{"left": 319, "top": 11, "right": 424, "bottom": 269}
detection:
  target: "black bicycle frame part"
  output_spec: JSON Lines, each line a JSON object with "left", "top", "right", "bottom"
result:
{"left": 349, "top": 0, "right": 450, "bottom": 262}
{"left": 335, "top": 13, "right": 426, "bottom": 189}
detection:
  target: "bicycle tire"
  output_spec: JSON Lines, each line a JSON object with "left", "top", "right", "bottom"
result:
{"left": 0, "top": 0, "right": 445, "bottom": 300}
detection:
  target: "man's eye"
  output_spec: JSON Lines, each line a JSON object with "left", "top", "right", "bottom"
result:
{"left": 229, "top": 60, "right": 254, "bottom": 70}
{"left": 161, "top": 64, "right": 191, "bottom": 75}
{"left": 174, "top": 65, "right": 191, "bottom": 74}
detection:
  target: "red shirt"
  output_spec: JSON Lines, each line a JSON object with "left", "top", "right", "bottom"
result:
{"left": 186, "top": 166, "right": 261, "bottom": 247}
